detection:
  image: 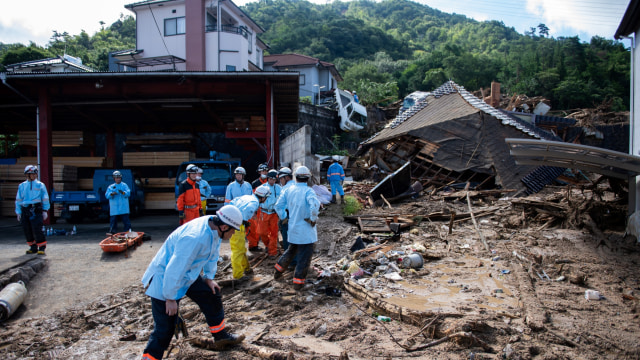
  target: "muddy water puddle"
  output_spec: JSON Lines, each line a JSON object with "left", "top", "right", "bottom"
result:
{"left": 382, "top": 255, "right": 518, "bottom": 314}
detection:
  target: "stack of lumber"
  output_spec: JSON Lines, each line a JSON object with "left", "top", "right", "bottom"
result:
{"left": 126, "top": 134, "right": 193, "bottom": 145}
{"left": 144, "top": 178, "right": 175, "bottom": 189}
{"left": 145, "top": 192, "right": 175, "bottom": 210}
{"left": 123, "top": 152, "right": 194, "bottom": 167}
{"left": 16, "top": 157, "right": 106, "bottom": 168}
{"left": 0, "top": 164, "right": 79, "bottom": 216}
{"left": 18, "top": 131, "right": 84, "bottom": 147}
{"left": 249, "top": 116, "right": 266, "bottom": 131}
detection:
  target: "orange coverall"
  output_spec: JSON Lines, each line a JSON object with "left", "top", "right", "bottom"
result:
{"left": 177, "top": 177, "right": 201, "bottom": 225}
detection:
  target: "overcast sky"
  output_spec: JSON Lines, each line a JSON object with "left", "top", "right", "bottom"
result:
{"left": 0, "top": 0, "right": 631, "bottom": 47}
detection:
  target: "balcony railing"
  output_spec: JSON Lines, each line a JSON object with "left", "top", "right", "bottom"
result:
{"left": 205, "top": 24, "right": 249, "bottom": 39}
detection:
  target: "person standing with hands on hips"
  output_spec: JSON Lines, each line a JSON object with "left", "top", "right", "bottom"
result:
{"left": 327, "top": 156, "right": 345, "bottom": 204}
{"left": 140, "top": 205, "right": 245, "bottom": 360}
{"left": 16, "top": 165, "right": 50, "bottom": 255}
{"left": 106, "top": 170, "right": 131, "bottom": 234}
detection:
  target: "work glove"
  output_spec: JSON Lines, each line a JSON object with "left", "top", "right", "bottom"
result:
{"left": 281, "top": 218, "right": 288, "bottom": 225}
{"left": 110, "top": 192, "right": 117, "bottom": 197}
{"left": 43, "top": 212, "right": 48, "bottom": 221}
{"left": 119, "top": 190, "right": 125, "bottom": 194}
{"left": 178, "top": 211, "right": 185, "bottom": 219}
{"left": 175, "top": 314, "right": 188, "bottom": 339}
{"left": 304, "top": 218, "right": 316, "bottom": 227}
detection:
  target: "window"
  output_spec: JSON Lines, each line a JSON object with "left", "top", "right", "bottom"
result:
{"left": 164, "top": 17, "right": 185, "bottom": 36}
{"left": 226, "top": 65, "right": 236, "bottom": 71}
{"left": 206, "top": 13, "right": 217, "bottom": 32}
{"left": 299, "top": 74, "right": 305, "bottom": 85}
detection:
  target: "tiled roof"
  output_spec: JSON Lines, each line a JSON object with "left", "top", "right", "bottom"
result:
{"left": 263, "top": 53, "right": 335, "bottom": 68}
{"left": 362, "top": 81, "right": 556, "bottom": 146}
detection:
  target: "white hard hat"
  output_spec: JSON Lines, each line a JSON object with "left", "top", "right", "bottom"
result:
{"left": 24, "top": 165, "right": 38, "bottom": 174}
{"left": 294, "top": 165, "right": 311, "bottom": 179}
{"left": 217, "top": 205, "right": 242, "bottom": 230}
{"left": 186, "top": 164, "right": 199, "bottom": 173}
{"left": 278, "top": 167, "right": 292, "bottom": 177}
{"left": 254, "top": 184, "right": 271, "bottom": 198}
{"left": 113, "top": 170, "right": 122, "bottom": 177}
{"left": 234, "top": 167, "right": 246, "bottom": 175}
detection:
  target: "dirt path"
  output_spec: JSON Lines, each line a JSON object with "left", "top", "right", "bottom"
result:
{"left": 1, "top": 190, "right": 640, "bottom": 359}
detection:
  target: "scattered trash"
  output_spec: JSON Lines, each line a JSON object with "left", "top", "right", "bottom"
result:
{"left": 350, "top": 236, "right": 366, "bottom": 253}
{"left": 492, "top": 256, "right": 501, "bottom": 261}
{"left": 376, "top": 315, "right": 392, "bottom": 322}
{"left": 585, "top": 289, "right": 601, "bottom": 300}
{"left": 401, "top": 253, "right": 424, "bottom": 269}
{"left": 324, "top": 287, "right": 342, "bottom": 297}
{"left": 555, "top": 276, "right": 566, "bottom": 282}
{"left": 494, "top": 289, "right": 504, "bottom": 293}
{"left": 0, "top": 281, "right": 28, "bottom": 321}
{"left": 500, "top": 269, "right": 511, "bottom": 274}
{"left": 383, "top": 272, "right": 403, "bottom": 281}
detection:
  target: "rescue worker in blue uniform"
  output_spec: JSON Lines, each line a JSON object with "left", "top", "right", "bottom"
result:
{"left": 273, "top": 166, "right": 320, "bottom": 290}
{"left": 15, "top": 165, "right": 50, "bottom": 255}
{"left": 327, "top": 156, "right": 345, "bottom": 204}
{"left": 197, "top": 167, "right": 211, "bottom": 215}
{"left": 141, "top": 205, "right": 245, "bottom": 360}
{"left": 106, "top": 170, "right": 131, "bottom": 234}
{"left": 225, "top": 167, "right": 252, "bottom": 203}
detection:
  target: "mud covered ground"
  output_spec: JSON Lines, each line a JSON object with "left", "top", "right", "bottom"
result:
{"left": 1, "top": 185, "right": 640, "bottom": 360}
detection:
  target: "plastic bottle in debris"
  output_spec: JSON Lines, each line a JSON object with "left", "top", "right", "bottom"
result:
{"left": 376, "top": 315, "right": 392, "bottom": 322}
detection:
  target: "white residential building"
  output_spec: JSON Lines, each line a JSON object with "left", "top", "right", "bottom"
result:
{"left": 114, "top": 0, "right": 267, "bottom": 71}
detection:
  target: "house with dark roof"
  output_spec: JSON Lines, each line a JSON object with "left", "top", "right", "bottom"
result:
{"left": 264, "top": 53, "right": 342, "bottom": 104}
{"left": 5, "top": 54, "right": 94, "bottom": 73}
{"left": 357, "top": 81, "right": 564, "bottom": 195}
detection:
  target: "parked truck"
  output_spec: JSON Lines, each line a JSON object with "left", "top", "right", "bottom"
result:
{"left": 52, "top": 169, "right": 145, "bottom": 223}
{"left": 174, "top": 156, "right": 240, "bottom": 214}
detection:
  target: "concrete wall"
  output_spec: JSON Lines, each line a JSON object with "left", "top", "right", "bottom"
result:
{"left": 279, "top": 125, "right": 319, "bottom": 179}
{"left": 279, "top": 103, "right": 339, "bottom": 154}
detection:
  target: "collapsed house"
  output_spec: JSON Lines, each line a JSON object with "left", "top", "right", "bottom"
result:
{"left": 357, "top": 81, "right": 566, "bottom": 196}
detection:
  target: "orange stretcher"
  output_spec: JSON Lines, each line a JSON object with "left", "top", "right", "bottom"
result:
{"left": 99, "top": 231, "right": 145, "bottom": 253}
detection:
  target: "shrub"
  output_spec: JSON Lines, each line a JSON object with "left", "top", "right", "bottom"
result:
{"left": 343, "top": 195, "right": 362, "bottom": 216}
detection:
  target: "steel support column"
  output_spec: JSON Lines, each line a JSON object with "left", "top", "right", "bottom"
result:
{"left": 38, "top": 88, "right": 53, "bottom": 224}
{"left": 266, "top": 80, "right": 273, "bottom": 167}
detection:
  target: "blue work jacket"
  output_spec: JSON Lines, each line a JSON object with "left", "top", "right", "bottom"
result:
{"left": 230, "top": 194, "right": 260, "bottom": 221}
{"left": 225, "top": 181, "right": 252, "bottom": 203}
{"left": 141, "top": 216, "right": 222, "bottom": 301}
{"left": 259, "top": 183, "right": 281, "bottom": 213}
{"left": 106, "top": 182, "right": 131, "bottom": 216}
{"left": 198, "top": 179, "right": 212, "bottom": 200}
{"left": 15, "top": 179, "right": 50, "bottom": 214}
{"left": 275, "top": 182, "right": 320, "bottom": 245}
{"left": 327, "top": 163, "right": 345, "bottom": 182}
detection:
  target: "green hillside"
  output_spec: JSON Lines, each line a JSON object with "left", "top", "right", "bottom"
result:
{"left": 0, "top": 0, "right": 630, "bottom": 111}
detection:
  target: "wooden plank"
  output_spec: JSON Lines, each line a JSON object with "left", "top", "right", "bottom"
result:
{"left": 18, "top": 131, "right": 84, "bottom": 147}
{"left": 0, "top": 164, "right": 77, "bottom": 182}
{"left": 123, "top": 152, "right": 194, "bottom": 167}
{"left": 144, "top": 178, "right": 176, "bottom": 188}
{"left": 357, "top": 217, "right": 391, "bottom": 233}
{"left": 145, "top": 192, "right": 175, "bottom": 210}
{"left": 17, "top": 157, "right": 105, "bottom": 168}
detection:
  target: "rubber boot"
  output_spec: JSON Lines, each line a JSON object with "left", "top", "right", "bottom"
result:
{"left": 330, "top": 195, "right": 336, "bottom": 204}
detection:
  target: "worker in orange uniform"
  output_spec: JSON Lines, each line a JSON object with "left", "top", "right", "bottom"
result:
{"left": 177, "top": 164, "right": 201, "bottom": 225}
{"left": 249, "top": 170, "right": 280, "bottom": 257}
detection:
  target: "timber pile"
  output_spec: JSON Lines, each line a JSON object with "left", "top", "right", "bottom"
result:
{"left": 143, "top": 177, "right": 175, "bottom": 189}
{"left": 122, "top": 151, "right": 194, "bottom": 167}
{"left": 144, "top": 192, "right": 175, "bottom": 210}
{"left": 16, "top": 156, "right": 107, "bottom": 168}
{"left": 18, "top": 131, "right": 85, "bottom": 147}
{"left": 0, "top": 164, "right": 77, "bottom": 182}
{"left": 125, "top": 134, "right": 193, "bottom": 146}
